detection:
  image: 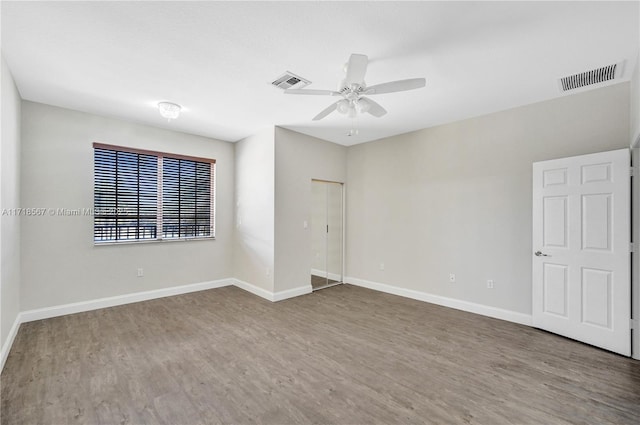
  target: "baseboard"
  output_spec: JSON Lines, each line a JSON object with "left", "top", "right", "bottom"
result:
{"left": 232, "top": 278, "right": 275, "bottom": 301}
{"left": 1, "top": 314, "right": 22, "bottom": 372}
{"left": 20, "top": 278, "right": 234, "bottom": 323}
{"left": 345, "top": 276, "right": 533, "bottom": 326}
{"left": 273, "top": 285, "right": 312, "bottom": 302}
{"left": 231, "top": 278, "right": 311, "bottom": 302}
{"left": 1, "top": 277, "right": 314, "bottom": 373}
{"left": 17, "top": 277, "right": 310, "bottom": 325}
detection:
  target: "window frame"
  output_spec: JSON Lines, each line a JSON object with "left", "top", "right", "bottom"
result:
{"left": 93, "top": 142, "right": 216, "bottom": 245}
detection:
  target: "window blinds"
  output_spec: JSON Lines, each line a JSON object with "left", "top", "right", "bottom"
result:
{"left": 93, "top": 144, "right": 214, "bottom": 243}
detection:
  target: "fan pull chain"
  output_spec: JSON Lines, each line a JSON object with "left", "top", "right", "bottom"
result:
{"left": 348, "top": 115, "right": 359, "bottom": 137}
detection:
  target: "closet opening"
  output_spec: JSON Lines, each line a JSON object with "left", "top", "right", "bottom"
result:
{"left": 310, "top": 179, "right": 344, "bottom": 291}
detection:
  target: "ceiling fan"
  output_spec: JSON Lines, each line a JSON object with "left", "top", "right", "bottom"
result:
{"left": 284, "top": 53, "right": 426, "bottom": 121}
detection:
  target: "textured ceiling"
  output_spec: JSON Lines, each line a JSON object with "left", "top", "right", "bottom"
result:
{"left": 2, "top": 1, "right": 639, "bottom": 146}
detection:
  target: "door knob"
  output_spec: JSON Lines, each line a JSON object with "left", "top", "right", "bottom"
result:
{"left": 534, "top": 251, "right": 549, "bottom": 257}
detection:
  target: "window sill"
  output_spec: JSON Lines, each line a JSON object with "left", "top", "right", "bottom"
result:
{"left": 94, "top": 236, "right": 215, "bottom": 247}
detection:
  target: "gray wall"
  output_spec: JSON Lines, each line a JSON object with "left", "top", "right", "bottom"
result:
{"left": 1, "top": 55, "right": 22, "bottom": 351}
{"left": 346, "top": 83, "right": 630, "bottom": 315}
{"left": 274, "top": 127, "right": 347, "bottom": 293}
{"left": 234, "top": 129, "right": 275, "bottom": 291}
{"left": 20, "top": 101, "right": 235, "bottom": 310}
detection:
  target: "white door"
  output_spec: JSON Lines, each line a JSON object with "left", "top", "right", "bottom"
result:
{"left": 532, "top": 149, "right": 630, "bottom": 356}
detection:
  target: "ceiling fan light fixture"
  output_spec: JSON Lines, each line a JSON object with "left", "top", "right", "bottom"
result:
{"left": 158, "top": 101, "right": 182, "bottom": 121}
{"left": 358, "top": 99, "right": 371, "bottom": 113}
{"left": 285, "top": 53, "right": 424, "bottom": 122}
{"left": 336, "top": 99, "right": 350, "bottom": 114}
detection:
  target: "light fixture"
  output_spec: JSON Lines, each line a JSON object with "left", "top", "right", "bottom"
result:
{"left": 157, "top": 102, "right": 182, "bottom": 122}
{"left": 336, "top": 99, "right": 350, "bottom": 114}
{"left": 357, "top": 99, "right": 370, "bottom": 113}
{"left": 337, "top": 99, "right": 359, "bottom": 118}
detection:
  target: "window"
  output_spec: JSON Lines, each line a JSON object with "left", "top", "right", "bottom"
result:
{"left": 161, "top": 157, "right": 213, "bottom": 238}
{"left": 93, "top": 143, "right": 215, "bottom": 243}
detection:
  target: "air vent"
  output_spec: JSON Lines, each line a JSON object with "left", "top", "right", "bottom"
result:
{"left": 271, "top": 72, "right": 310, "bottom": 90}
{"left": 558, "top": 62, "right": 624, "bottom": 92}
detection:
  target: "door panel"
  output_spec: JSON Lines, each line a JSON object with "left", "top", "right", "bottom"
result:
{"left": 533, "top": 148, "right": 630, "bottom": 356}
{"left": 543, "top": 196, "right": 568, "bottom": 248}
{"left": 543, "top": 168, "right": 568, "bottom": 187}
{"left": 581, "top": 163, "right": 611, "bottom": 184}
{"left": 581, "top": 268, "right": 611, "bottom": 328}
{"left": 543, "top": 263, "right": 568, "bottom": 317}
{"left": 581, "top": 194, "right": 612, "bottom": 251}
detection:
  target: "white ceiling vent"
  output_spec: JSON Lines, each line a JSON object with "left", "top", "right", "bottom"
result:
{"left": 558, "top": 61, "right": 624, "bottom": 92}
{"left": 271, "top": 72, "right": 310, "bottom": 90}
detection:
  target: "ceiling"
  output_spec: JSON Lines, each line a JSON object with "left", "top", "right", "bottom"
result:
{"left": 1, "top": 1, "right": 639, "bottom": 146}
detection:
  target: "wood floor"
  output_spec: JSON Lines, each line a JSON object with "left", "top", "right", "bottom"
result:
{"left": 2, "top": 284, "right": 640, "bottom": 425}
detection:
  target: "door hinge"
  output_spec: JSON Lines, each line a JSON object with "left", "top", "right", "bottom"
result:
{"left": 631, "top": 167, "right": 638, "bottom": 177}
{"left": 631, "top": 319, "right": 638, "bottom": 330}
{"left": 631, "top": 242, "right": 636, "bottom": 253}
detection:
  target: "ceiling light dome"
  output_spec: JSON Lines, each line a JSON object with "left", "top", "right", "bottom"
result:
{"left": 158, "top": 102, "right": 182, "bottom": 121}
{"left": 358, "top": 99, "right": 371, "bottom": 113}
{"left": 336, "top": 99, "right": 350, "bottom": 114}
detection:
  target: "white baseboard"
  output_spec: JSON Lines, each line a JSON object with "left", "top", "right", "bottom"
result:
{"left": 232, "top": 278, "right": 275, "bottom": 301}
{"left": 273, "top": 285, "right": 312, "bottom": 302}
{"left": 20, "top": 278, "right": 234, "bottom": 323}
{"left": 1, "top": 314, "right": 22, "bottom": 372}
{"left": 232, "top": 278, "right": 311, "bottom": 302}
{"left": 2, "top": 277, "right": 317, "bottom": 373}
{"left": 7, "top": 274, "right": 533, "bottom": 373}
{"left": 15, "top": 276, "right": 309, "bottom": 327}
{"left": 345, "top": 276, "right": 533, "bottom": 326}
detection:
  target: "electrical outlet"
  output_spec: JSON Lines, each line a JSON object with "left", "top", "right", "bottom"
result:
{"left": 487, "top": 279, "right": 494, "bottom": 289}
{"left": 449, "top": 273, "right": 456, "bottom": 282}
{"left": 379, "top": 263, "right": 385, "bottom": 271}
{"left": 137, "top": 268, "right": 144, "bottom": 277}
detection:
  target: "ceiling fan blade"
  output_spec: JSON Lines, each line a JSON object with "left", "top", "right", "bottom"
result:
{"left": 284, "top": 89, "right": 340, "bottom": 96}
{"left": 312, "top": 101, "right": 340, "bottom": 121}
{"left": 359, "top": 97, "right": 387, "bottom": 118}
{"left": 364, "top": 78, "right": 426, "bottom": 95}
{"left": 344, "top": 54, "right": 368, "bottom": 86}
